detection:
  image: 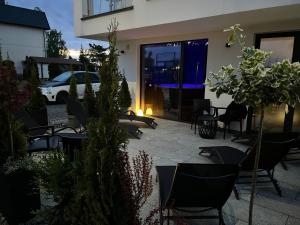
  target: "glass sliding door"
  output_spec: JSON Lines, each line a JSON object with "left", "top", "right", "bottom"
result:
{"left": 181, "top": 40, "right": 207, "bottom": 121}
{"left": 252, "top": 31, "right": 300, "bottom": 132}
{"left": 142, "top": 42, "right": 181, "bottom": 120}
{"left": 141, "top": 39, "right": 208, "bottom": 121}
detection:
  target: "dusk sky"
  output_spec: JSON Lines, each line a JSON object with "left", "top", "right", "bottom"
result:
{"left": 7, "top": 0, "right": 107, "bottom": 58}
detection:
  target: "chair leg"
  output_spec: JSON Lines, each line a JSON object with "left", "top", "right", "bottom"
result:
{"left": 240, "top": 120, "right": 243, "bottom": 136}
{"left": 159, "top": 208, "right": 164, "bottom": 225}
{"left": 280, "top": 160, "right": 288, "bottom": 170}
{"left": 167, "top": 208, "right": 170, "bottom": 225}
{"left": 233, "top": 185, "right": 240, "bottom": 200}
{"left": 218, "top": 208, "right": 225, "bottom": 225}
{"left": 223, "top": 124, "right": 226, "bottom": 139}
{"left": 268, "top": 171, "right": 282, "bottom": 197}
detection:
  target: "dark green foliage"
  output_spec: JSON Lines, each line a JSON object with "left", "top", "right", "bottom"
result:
{"left": 2, "top": 59, "right": 15, "bottom": 71}
{"left": 23, "top": 57, "right": 39, "bottom": 81}
{"left": 0, "top": 65, "right": 28, "bottom": 165}
{"left": 46, "top": 29, "right": 68, "bottom": 58}
{"left": 83, "top": 73, "right": 97, "bottom": 117}
{"left": 48, "top": 63, "right": 62, "bottom": 80}
{"left": 119, "top": 76, "right": 132, "bottom": 109}
{"left": 38, "top": 20, "right": 153, "bottom": 225}
{"left": 88, "top": 43, "right": 107, "bottom": 67}
{"left": 69, "top": 75, "right": 78, "bottom": 99}
{"left": 79, "top": 46, "right": 89, "bottom": 65}
{"left": 26, "top": 64, "right": 46, "bottom": 112}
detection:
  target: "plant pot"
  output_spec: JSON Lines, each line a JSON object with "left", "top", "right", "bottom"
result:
{"left": 28, "top": 107, "right": 48, "bottom": 126}
{"left": 0, "top": 169, "right": 41, "bottom": 225}
{"left": 68, "top": 115, "right": 79, "bottom": 129}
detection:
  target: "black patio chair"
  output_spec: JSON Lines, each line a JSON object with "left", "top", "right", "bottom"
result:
{"left": 190, "top": 99, "right": 213, "bottom": 134}
{"left": 120, "top": 109, "right": 158, "bottom": 129}
{"left": 65, "top": 97, "right": 143, "bottom": 139}
{"left": 214, "top": 101, "right": 248, "bottom": 139}
{"left": 156, "top": 163, "right": 239, "bottom": 225}
{"left": 14, "top": 108, "right": 77, "bottom": 154}
{"left": 199, "top": 136, "right": 297, "bottom": 199}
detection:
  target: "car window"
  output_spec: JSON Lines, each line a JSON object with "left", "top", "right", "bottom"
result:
{"left": 91, "top": 74, "right": 100, "bottom": 83}
{"left": 52, "top": 71, "right": 72, "bottom": 82}
{"left": 74, "top": 73, "right": 85, "bottom": 84}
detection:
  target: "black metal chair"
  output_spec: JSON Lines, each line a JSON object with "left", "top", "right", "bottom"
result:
{"left": 65, "top": 97, "right": 143, "bottom": 139}
{"left": 191, "top": 99, "right": 212, "bottom": 134}
{"left": 120, "top": 109, "right": 158, "bottom": 129}
{"left": 14, "top": 108, "right": 77, "bottom": 154}
{"left": 199, "top": 136, "right": 297, "bottom": 199}
{"left": 156, "top": 163, "right": 239, "bottom": 225}
{"left": 214, "top": 101, "right": 248, "bottom": 139}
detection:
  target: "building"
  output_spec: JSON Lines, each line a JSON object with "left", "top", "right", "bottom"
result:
{"left": 73, "top": 0, "right": 300, "bottom": 131}
{"left": 0, "top": 1, "right": 50, "bottom": 75}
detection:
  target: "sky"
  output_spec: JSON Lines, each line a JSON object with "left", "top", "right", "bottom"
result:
{"left": 7, "top": 0, "right": 107, "bottom": 59}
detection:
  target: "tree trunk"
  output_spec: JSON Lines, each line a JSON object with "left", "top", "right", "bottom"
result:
{"left": 248, "top": 105, "right": 264, "bottom": 225}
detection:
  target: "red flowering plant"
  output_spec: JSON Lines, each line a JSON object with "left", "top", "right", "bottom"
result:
{"left": 0, "top": 64, "right": 30, "bottom": 165}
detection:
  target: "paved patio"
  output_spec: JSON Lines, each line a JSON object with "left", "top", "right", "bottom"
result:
{"left": 47, "top": 105, "right": 300, "bottom": 225}
{"left": 126, "top": 118, "right": 300, "bottom": 225}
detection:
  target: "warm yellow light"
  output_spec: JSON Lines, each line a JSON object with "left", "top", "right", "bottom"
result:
{"left": 137, "top": 109, "right": 144, "bottom": 117}
{"left": 146, "top": 108, "right": 153, "bottom": 116}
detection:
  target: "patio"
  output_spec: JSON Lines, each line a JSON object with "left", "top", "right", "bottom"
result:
{"left": 48, "top": 105, "right": 300, "bottom": 225}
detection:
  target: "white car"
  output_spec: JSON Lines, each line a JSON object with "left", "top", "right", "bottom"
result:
{"left": 40, "top": 71, "right": 100, "bottom": 103}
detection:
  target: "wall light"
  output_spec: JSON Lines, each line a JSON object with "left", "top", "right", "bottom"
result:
{"left": 146, "top": 108, "right": 153, "bottom": 116}
{"left": 137, "top": 109, "right": 144, "bottom": 117}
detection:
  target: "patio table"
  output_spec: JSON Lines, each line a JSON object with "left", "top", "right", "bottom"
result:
{"left": 197, "top": 115, "right": 217, "bottom": 139}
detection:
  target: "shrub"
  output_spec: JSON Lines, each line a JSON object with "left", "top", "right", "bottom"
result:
{"left": 119, "top": 76, "right": 132, "bottom": 110}
{"left": 83, "top": 73, "right": 96, "bottom": 117}
{"left": 26, "top": 64, "right": 46, "bottom": 112}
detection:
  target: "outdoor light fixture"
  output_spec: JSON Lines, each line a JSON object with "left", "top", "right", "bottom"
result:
{"left": 137, "top": 109, "right": 144, "bottom": 117}
{"left": 146, "top": 108, "right": 153, "bottom": 116}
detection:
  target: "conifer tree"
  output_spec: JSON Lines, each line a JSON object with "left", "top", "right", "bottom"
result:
{"left": 119, "top": 76, "right": 132, "bottom": 110}
{"left": 67, "top": 73, "right": 78, "bottom": 115}
{"left": 83, "top": 73, "right": 96, "bottom": 117}
{"left": 26, "top": 64, "right": 46, "bottom": 112}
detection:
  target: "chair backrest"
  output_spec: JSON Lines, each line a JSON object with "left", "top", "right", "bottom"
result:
{"left": 225, "top": 101, "right": 248, "bottom": 120}
{"left": 14, "top": 108, "right": 47, "bottom": 136}
{"left": 241, "top": 134, "right": 297, "bottom": 171}
{"left": 64, "top": 97, "right": 87, "bottom": 128}
{"left": 193, "top": 99, "right": 211, "bottom": 115}
{"left": 166, "top": 164, "right": 239, "bottom": 209}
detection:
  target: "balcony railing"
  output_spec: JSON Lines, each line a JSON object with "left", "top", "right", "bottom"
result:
{"left": 82, "top": 0, "right": 133, "bottom": 18}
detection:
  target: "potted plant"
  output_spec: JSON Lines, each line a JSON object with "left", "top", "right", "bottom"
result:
{"left": 0, "top": 64, "right": 41, "bottom": 225}
{"left": 26, "top": 62, "right": 48, "bottom": 126}
{"left": 209, "top": 24, "right": 300, "bottom": 225}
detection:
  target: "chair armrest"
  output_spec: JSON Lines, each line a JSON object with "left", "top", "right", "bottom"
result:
{"left": 211, "top": 106, "right": 227, "bottom": 117}
{"left": 29, "top": 125, "right": 55, "bottom": 135}
{"left": 54, "top": 126, "right": 78, "bottom": 134}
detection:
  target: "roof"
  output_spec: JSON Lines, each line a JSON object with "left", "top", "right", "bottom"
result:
{"left": 29, "top": 57, "right": 83, "bottom": 65}
{"left": 0, "top": 4, "right": 50, "bottom": 30}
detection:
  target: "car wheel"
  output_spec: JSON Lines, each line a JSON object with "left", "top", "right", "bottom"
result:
{"left": 56, "top": 91, "right": 68, "bottom": 104}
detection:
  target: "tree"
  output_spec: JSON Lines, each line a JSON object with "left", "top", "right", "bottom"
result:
{"left": 79, "top": 45, "right": 89, "bottom": 66}
{"left": 83, "top": 73, "right": 96, "bottom": 117}
{"left": 88, "top": 43, "right": 107, "bottom": 67}
{"left": 46, "top": 29, "right": 68, "bottom": 79}
{"left": 23, "top": 57, "right": 39, "bottom": 81}
{"left": 0, "top": 64, "right": 29, "bottom": 164}
{"left": 67, "top": 74, "right": 78, "bottom": 115}
{"left": 46, "top": 29, "right": 68, "bottom": 58}
{"left": 26, "top": 63, "right": 46, "bottom": 112}
{"left": 119, "top": 76, "right": 132, "bottom": 110}
{"left": 38, "top": 20, "right": 153, "bottom": 225}
{"left": 209, "top": 24, "right": 300, "bottom": 225}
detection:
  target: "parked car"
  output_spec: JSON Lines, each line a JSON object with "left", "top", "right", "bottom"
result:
{"left": 40, "top": 71, "right": 100, "bottom": 103}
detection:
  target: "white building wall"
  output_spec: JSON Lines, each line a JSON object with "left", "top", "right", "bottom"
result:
{"left": 74, "top": 0, "right": 300, "bottom": 38}
{"left": 0, "top": 23, "right": 46, "bottom": 74}
{"left": 117, "top": 20, "right": 300, "bottom": 128}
